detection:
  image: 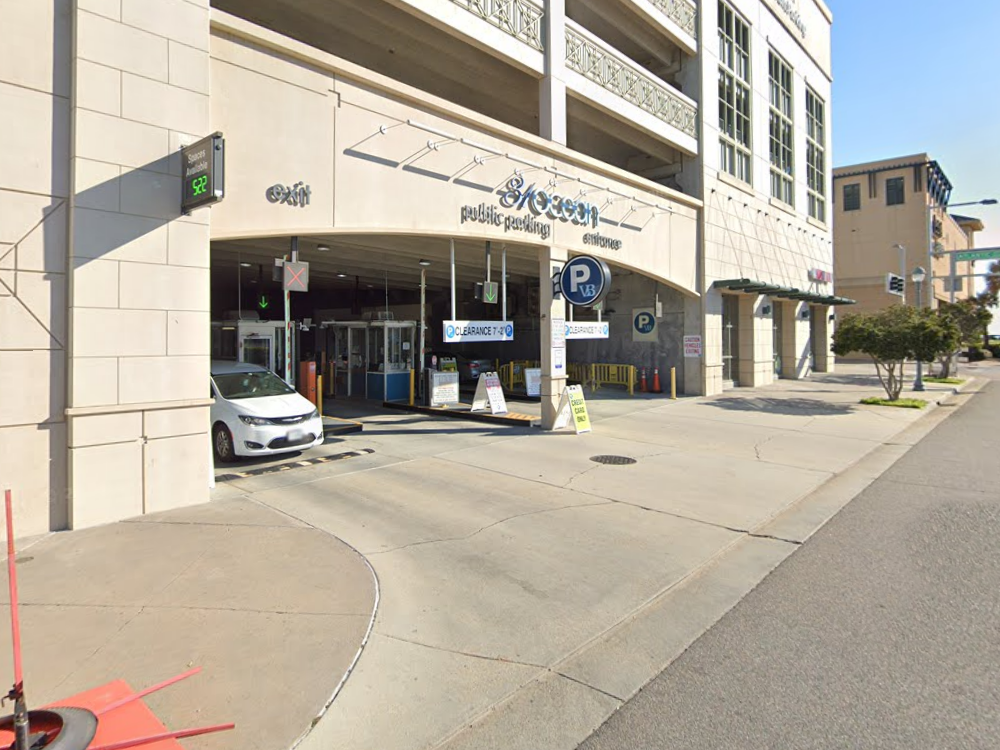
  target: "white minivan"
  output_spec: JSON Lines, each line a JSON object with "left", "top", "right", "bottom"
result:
{"left": 210, "top": 360, "right": 324, "bottom": 462}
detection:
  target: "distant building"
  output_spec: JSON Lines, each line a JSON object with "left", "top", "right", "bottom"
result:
{"left": 833, "top": 155, "right": 985, "bottom": 313}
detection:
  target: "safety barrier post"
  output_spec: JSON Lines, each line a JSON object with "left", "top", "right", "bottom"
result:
{"left": 409, "top": 369, "right": 415, "bottom": 406}
{"left": 317, "top": 375, "right": 323, "bottom": 415}
{"left": 670, "top": 367, "right": 676, "bottom": 400}
{"left": 628, "top": 365, "right": 635, "bottom": 396}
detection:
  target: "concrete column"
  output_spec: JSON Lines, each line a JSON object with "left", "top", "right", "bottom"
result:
{"left": 737, "top": 295, "right": 774, "bottom": 388}
{"left": 781, "top": 301, "right": 813, "bottom": 379}
{"left": 539, "top": 245, "right": 567, "bottom": 428}
{"left": 702, "top": 291, "right": 724, "bottom": 396}
{"left": 812, "top": 305, "right": 834, "bottom": 373}
{"left": 683, "top": 294, "right": 705, "bottom": 395}
{"left": 66, "top": 0, "right": 212, "bottom": 529}
{"left": 539, "top": 0, "right": 567, "bottom": 144}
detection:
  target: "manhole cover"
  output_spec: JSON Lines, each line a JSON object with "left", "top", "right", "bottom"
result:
{"left": 590, "top": 455, "right": 637, "bottom": 466}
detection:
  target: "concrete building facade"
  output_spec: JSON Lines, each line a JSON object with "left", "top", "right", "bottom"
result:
{"left": 833, "top": 154, "right": 984, "bottom": 314}
{"left": 693, "top": 0, "right": 840, "bottom": 392}
{"left": 2, "top": 0, "right": 836, "bottom": 536}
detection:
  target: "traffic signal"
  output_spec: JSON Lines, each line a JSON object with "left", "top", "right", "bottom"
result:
{"left": 885, "top": 273, "right": 905, "bottom": 297}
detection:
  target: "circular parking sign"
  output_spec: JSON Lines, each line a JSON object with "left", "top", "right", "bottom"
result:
{"left": 560, "top": 255, "right": 611, "bottom": 308}
{"left": 634, "top": 311, "right": 655, "bottom": 335}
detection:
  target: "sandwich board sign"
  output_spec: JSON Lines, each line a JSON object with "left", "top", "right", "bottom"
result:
{"left": 470, "top": 372, "right": 508, "bottom": 415}
{"left": 553, "top": 384, "right": 592, "bottom": 433}
{"left": 429, "top": 371, "right": 460, "bottom": 407}
{"left": 525, "top": 368, "right": 542, "bottom": 397}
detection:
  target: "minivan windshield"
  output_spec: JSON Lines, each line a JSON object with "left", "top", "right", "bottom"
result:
{"left": 213, "top": 371, "right": 295, "bottom": 400}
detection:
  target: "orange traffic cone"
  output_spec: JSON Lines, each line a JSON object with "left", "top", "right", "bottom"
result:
{"left": 652, "top": 367, "right": 662, "bottom": 393}
{"left": 639, "top": 367, "right": 648, "bottom": 393}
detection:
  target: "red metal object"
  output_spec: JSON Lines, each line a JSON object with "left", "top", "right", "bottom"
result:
{"left": 87, "top": 722, "right": 236, "bottom": 750}
{"left": 95, "top": 668, "right": 201, "bottom": 717}
{"left": 5, "top": 489, "right": 23, "bottom": 691}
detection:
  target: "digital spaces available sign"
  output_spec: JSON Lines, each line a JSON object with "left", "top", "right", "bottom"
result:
{"left": 181, "top": 133, "right": 225, "bottom": 213}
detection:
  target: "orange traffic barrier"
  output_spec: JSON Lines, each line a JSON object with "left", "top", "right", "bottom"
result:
{"left": 639, "top": 367, "right": 648, "bottom": 393}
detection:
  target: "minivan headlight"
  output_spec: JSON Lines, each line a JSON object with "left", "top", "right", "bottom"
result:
{"left": 239, "top": 415, "right": 271, "bottom": 426}
{"left": 309, "top": 409, "right": 319, "bottom": 420}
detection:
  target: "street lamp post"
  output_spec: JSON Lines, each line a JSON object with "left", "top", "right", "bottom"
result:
{"left": 912, "top": 265, "right": 926, "bottom": 392}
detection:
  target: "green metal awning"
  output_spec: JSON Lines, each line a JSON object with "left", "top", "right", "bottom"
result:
{"left": 712, "top": 279, "right": 855, "bottom": 305}
{"left": 712, "top": 278, "right": 754, "bottom": 289}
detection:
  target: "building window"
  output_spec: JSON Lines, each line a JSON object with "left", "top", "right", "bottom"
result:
{"left": 805, "top": 88, "right": 826, "bottom": 222}
{"left": 718, "top": 1, "right": 751, "bottom": 184}
{"left": 843, "top": 183, "right": 861, "bottom": 211}
{"left": 886, "top": 177, "right": 905, "bottom": 206}
{"left": 768, "top": 51, "right": 794, "bottom": 205}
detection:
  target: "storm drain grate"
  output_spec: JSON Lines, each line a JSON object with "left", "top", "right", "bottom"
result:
{"left": 590, "top": 455, "right": 637, "bottom": 466}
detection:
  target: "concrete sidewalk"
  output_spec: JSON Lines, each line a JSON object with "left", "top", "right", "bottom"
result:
{"left": 1, "top": 363, "right": 978, "bottom": 750}
{"left": 221, "top": 363, "right": 982, "bottom": 750}
{"left": 0, "top": 498, "right": 377, "bottom": 750}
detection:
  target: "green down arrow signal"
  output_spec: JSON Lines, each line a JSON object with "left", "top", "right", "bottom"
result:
{"left": 258, "top": 295, "right": 270, "bottom": 310}
{"left": 483, "top": 281, "right": 498, "bottom": 304}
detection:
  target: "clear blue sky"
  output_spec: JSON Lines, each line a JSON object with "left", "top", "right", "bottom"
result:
{"left": 829, "top": 0, "right": 1000, "bottom": 242}
{"left": 828, "top": 0, "right": 1000, "bottom": 325}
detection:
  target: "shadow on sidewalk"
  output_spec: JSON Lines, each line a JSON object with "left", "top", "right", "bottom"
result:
{"left": 809, "top": 373, "right": 884, "bottom": 388}
{"left": 699, "top": 396, "right": 855, "bottom": 416}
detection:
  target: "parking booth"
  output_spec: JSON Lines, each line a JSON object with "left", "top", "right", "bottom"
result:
{"left": 322, "top": 320, "right": 416, "bottom": 402}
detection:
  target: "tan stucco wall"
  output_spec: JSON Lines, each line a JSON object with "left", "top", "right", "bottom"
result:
{"left": 2, "top": 0, "right": 214, "bottom": 536}
{"left": 208, "top": 15, "right": 701, "bottom": 296}
{"left": 0, "top": 0, "right": 71, "bottom": 536}
{"left": 66, "top": 0, "right": 214, "bottom": 529}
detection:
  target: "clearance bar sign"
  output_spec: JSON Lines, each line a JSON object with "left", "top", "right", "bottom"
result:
{"left": 443, "top": 320, "right": 514, "bottom": 343}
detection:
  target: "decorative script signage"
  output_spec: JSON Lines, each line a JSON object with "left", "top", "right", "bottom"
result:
{"left": 773, "top": 0, "right": 806, "bottom": 37}
{"left": 459, "top": 175, "right": 624, "bottom": 249}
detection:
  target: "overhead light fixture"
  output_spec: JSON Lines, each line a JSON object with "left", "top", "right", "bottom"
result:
{"left": 337, "top": 273, "right": 347, "bottom": 278}
{"left": 316, "top": 245, "right": 330, "bottom": 252}
{"left": 418, "top": 259, "right": 431, "bottom": 266}
{"left": 239, "top": 262, "right": 252, "bottom": 268}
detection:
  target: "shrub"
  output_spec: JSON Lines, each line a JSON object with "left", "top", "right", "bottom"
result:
{"left": 860, "top": 397, "right": 927, "bottom": 409}
{"left": 832, "top": 306, "right": 961, "bottom": 401}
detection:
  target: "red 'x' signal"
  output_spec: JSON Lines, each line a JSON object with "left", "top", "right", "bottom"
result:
{"left": 286, "top": 266, "right": 306, "bottom": 290}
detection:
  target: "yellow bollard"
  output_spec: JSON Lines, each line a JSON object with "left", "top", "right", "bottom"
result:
{"left": 317, "top": 374, "right": 323, "bottom": 415}
{"left": 670, "top": 367, "right": 677, "bottom": 400}
{"left": 409, "top": 369, "right": 415, "bottom": 406}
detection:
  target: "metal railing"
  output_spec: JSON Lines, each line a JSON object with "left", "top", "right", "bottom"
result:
{"left": 449, "top": 0, "right": 545, "bottom": 51}
{"left": 564, "top": 24, "right": 697, "bottom": 138}
{"left": 648, "top": 0, "right": 698, "bottom": 39}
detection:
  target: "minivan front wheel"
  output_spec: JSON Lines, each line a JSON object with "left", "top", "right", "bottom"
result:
{"left": 213, "top": 422, "right": 236, "bottom": 463}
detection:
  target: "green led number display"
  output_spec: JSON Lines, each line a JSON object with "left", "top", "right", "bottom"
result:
{"left": 180, "top": 133, "right": 224, "bottom": 213}
{"left": 191, "top": 175, "right": 209, "bottom": 197}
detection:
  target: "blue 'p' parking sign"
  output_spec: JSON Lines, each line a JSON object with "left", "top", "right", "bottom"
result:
{"left": 559, "top": 255, "right": 612, "bottom": 308}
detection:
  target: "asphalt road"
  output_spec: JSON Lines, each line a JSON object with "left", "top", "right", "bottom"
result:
{"left": 579, "top": 364, "right": 1000, "bottom": 750}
